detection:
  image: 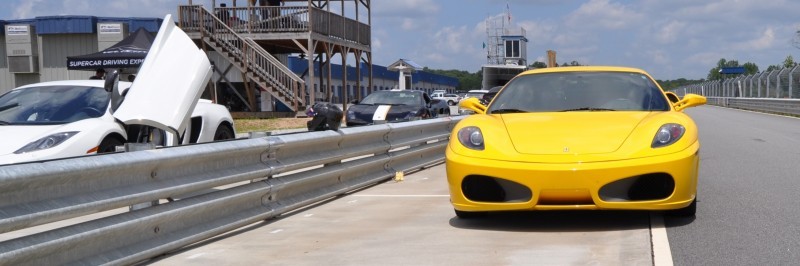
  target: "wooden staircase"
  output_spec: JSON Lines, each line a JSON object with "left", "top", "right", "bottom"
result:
{"left": 179, "top": 5, "right": 305, "bottom": 112}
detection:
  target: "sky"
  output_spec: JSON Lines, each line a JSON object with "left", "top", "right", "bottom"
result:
{"left": 2, "top": 0, "right": 800, "bottom": 81}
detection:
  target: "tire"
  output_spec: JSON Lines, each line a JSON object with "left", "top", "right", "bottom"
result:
{"left": 667, "top": 198, "right": 696, "bottom": 217}
{"left": 448, "top": 100, "right": 455, "bottom": 106}
{"left": 213, "top": 125, "right": 235, "bottom": 141}
{"left": 98, "top": 137, "right": 124, "bottom": 154}
{"left": 454, "top": 209, "right": 487, "bottom": 219}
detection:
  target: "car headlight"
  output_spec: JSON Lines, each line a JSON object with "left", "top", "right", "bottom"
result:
{"left": 652, "top": 124, "right": 685, "bottom": 148}
{"left": 457, "top": 126, "right": 484, "bottom": 150}
{"left": 347, "top": 110, "right": 356, "bottom": 120}
{"left": 14, "top": 131, "right": 79, "bottom": 154}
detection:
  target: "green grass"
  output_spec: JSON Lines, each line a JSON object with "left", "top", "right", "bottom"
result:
{"left": 234, "top": 118, "right": 308, "bottom": 133}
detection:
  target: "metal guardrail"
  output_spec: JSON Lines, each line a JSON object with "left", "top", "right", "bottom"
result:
{"left": 0, "top": 117, "right": 462, "bottom": 265}
{"left": 704, "top": 97, "right": 800, "bottom": 116}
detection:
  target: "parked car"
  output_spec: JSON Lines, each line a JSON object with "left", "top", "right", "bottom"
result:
{"left": 346, "top": 90, "right": 450, "bottom": 126}
{"left": 480, "top": 86, "right": 503, "bottom": 105}
{"left": 448, "top": 66, "right": 707, "bottom": 218}
{"left": 431, "top": 92, "right": 461, "bottom": 106}
{"left": 0, "top": 15, "right": 235, "bottom": 165}
{"left": 461, "top": 90, "right": 489, "bottom": 101}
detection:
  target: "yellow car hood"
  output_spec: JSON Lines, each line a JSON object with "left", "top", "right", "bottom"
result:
{"left": 501, "top": 112, "right": 652, "bottom": 155}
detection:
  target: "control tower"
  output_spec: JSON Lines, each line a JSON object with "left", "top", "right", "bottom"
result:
{"left": 482, "top": 14, "right": 528, "bottom": 89}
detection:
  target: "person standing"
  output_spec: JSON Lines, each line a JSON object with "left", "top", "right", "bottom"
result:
{"left": 89, "top": 68, "right": 105, "bottom": 80}
{"left": 265, "top": 0, "right": 283, "bottom": 27}
{"left": 216, "top": 3, "right": 231, "bottom": 26}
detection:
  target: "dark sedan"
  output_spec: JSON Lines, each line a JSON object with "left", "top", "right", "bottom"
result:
{"left": 346, "top": 90, "right": 450, "bottom": 127}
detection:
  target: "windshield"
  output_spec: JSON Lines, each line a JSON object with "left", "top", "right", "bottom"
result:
{"left": 360, "top": 91, "right": 422, "bottom": 106}
{"left": 487, "top": 71, "right": 670, "bottom": 113}
{"left": 0, "top": 85, "right": 110, "bottom": 125}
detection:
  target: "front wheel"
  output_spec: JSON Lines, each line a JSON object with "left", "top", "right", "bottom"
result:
{"left": 213, "top": 125, "right": 235, "bottom": 141}
{"left": 448, "top": 100, "right": 455, "bottom": 106}
{"left": 98, "top": 137, "right": 124, "bottom": 153}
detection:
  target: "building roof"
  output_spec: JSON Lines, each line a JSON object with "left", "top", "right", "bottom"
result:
{"left": 387, "top": 59, "right": 423, "bottom": 72}
{"left": 2, "top": 16, "right": 163, "bottom": 34}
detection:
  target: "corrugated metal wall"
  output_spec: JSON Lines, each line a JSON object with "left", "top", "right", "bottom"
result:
{"left": 39, "top": 34, "right": 99, "bottom": 81}
{"left": 11, "top": 73, "right": 40, "bottom": 88}
{"left": 208, "top": 51, "right": 244, "bottom": 83}
{"left": 0, "top": 35, "right": 12, "bottom": 94}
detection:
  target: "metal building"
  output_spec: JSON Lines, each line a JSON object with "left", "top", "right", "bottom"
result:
{"left": 0, "top": 16, "right": 163, "bottom": 95}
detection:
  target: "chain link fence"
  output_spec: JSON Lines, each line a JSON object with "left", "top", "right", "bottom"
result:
{"left": 674, "top": 66, "right": 800, "bottom": 116}
{"left": 676, "top": 66, "right": 800, "bottom": 98}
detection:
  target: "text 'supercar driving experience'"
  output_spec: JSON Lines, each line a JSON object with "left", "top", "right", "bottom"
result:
{"left": 346, "top": 90, "right": 450, "bottom": 127}
{"left": 447, "top": 66, "right": 706, "bottom": 218}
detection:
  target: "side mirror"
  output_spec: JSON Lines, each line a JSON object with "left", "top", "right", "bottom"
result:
{"left": 350, "top": 99, "right": 360, "bottom": 104}
{"left": 459, "top": 97, "right": 487, "bottom": 115}
{"left": 664, "top": 91, "right": 680, "bottom": 104}
{"left": 674, "top": 93, "right": 706, "bottom": 112}
{"left": 104, "top": 70, "right": 124, "bottom": 114}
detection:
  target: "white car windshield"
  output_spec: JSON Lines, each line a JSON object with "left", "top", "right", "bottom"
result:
{"left": 0, "top": 85, "right": 110, "bottom": 125}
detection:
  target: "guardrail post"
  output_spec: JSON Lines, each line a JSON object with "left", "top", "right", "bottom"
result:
{"left": 119, "top": 143, "right": 161, "bottom": 211}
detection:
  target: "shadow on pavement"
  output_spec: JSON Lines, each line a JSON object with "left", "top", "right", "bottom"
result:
{"left": 448, "top": 210, "right": 651, "bottom": 233}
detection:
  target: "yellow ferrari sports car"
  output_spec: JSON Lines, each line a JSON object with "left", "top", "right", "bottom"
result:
{"left": 446, "top": 66, "right": 706, "bottom": 218}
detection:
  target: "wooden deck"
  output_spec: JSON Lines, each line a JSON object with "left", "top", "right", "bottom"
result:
{"left": 180, "top": 5, "right": 370, "bottom": 53}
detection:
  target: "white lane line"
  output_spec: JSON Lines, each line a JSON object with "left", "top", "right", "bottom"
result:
{"left": 352, "top": 195, "right": 450, "bottom": 197}
{"left": 650, "top": 213, "right": 674, "bottom": 266}
{"left": 187, "top": 253, "right": 205, "bottom": 259}
{"left": 270, "top": 229, "right": 283, "bottom": 234}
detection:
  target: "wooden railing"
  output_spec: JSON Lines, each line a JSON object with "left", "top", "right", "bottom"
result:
{"left": 309, "top": 7, "right": 370, "bottom": 46}
{"left": 178, "top": 5, "right": 305, "bottom": 111}
{"left": 190, "top": 5, "right": 370, "bottom": 46}
{"left": 213, "top": 6, "right": 311, "bottom": 33}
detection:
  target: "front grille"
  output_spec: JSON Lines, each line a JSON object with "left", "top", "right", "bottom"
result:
{"left": 461, "top": 175, "right": 532, "bottom": 203}
{"left": 599, "top": 173, "right": 675, "bottom": 202}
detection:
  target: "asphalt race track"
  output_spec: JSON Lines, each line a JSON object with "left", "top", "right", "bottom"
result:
{"left": 667, "top": 106, "right": 800, "bottom": 265}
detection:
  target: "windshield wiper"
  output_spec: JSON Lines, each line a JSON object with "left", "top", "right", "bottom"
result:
{"left": 559, "top": 107, "right": 616, "bottom": 112}
{"left": 491, "top": 108, "right": 527, "bottom": 114}
{"left": 0, "top": 103, "right": 19, "bottom": 112}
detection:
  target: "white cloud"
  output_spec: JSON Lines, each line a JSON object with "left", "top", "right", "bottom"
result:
{"left": 646, "top": 49, "right": 670, "bottom": 65}
{"left": 655, "top": 20, "right": 687, "bottom": 44}
{"left": 734, "top": 27, "right": 776, "bottom": 50}
{"left": 565, "top": 0, "right": 643, "bottom": 30}
{"left": 13, "top": 0, "right": 43, "bottom": 19}
{"left": 373, "top": 0, "right": 439, "bottom": 18}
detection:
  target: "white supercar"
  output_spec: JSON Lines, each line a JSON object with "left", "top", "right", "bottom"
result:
{"left": 0, "top": 14, "right": 235, "bottom": 165}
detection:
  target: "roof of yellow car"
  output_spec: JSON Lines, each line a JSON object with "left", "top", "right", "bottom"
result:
{"left": 521, "top": 66, "right": 649, "bottom": 75}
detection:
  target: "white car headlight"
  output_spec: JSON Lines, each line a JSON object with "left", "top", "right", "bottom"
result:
{"left": 14, "top": 131, "right": 79, "bottom": 154}
{"left": 457, "top": 126, "right": 484, "bottom": 150}
{"left": 652, "top": 124, "right": 685, "bottom": 148}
